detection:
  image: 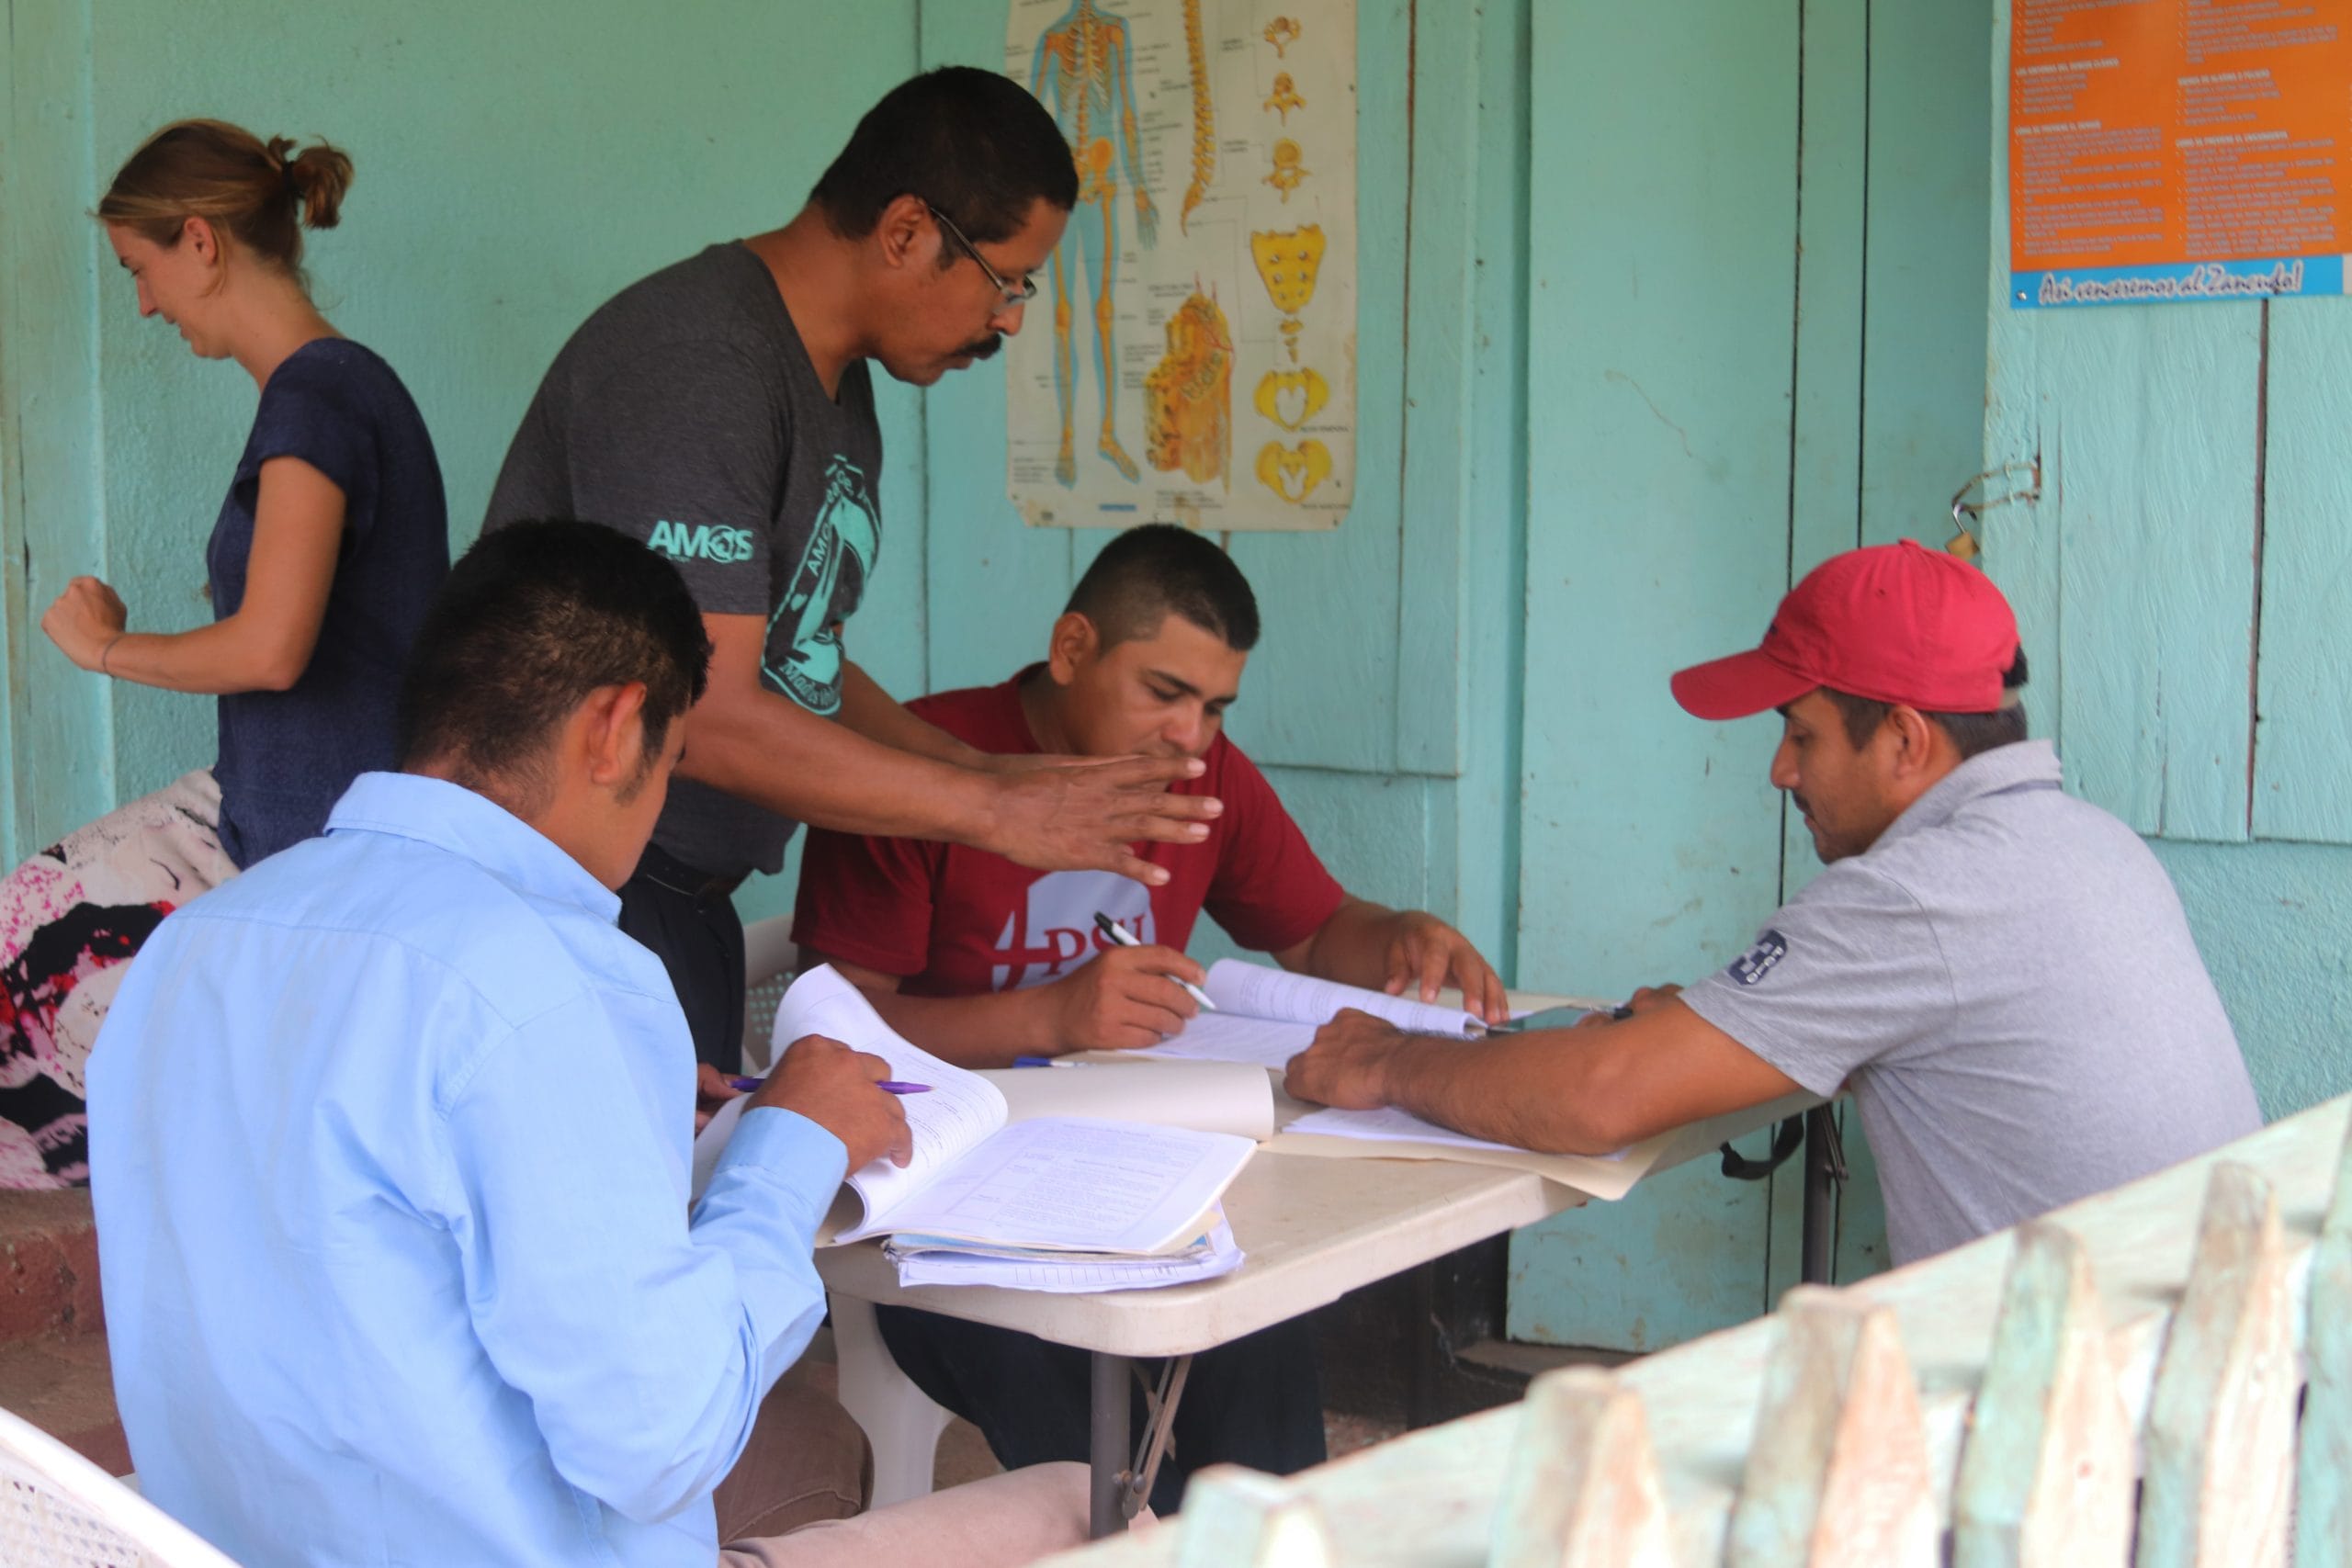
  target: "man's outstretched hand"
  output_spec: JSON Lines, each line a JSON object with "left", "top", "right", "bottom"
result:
{"left": 982, "top": 755, "right": 1222, "bottom": 886}
{"left": 1379, "top": 912, "right": 1510, "bottom": 1026}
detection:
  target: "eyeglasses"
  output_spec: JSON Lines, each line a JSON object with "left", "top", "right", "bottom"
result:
{"left": 925, "top": 202, "right": 1037, "bottom": 309}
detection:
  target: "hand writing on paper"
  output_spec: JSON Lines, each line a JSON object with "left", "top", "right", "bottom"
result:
{"left": 757, "top": 1033, "right": 912, "bottom": 1170}
{"left": 1045, "top": 943, "right": 1204, "bottom": 1053}
{"left": 1283, "top": 1008, "right": 1413, "bottom": 1111}
{"left": 694, "top": 1063, "right": 745, "bottom": 1133}
{"left": 1380, "top": 912, "right": 1510, "bottom": 1025}
{"left": 983, "top": 755, "right": 1222, "bottom": 887}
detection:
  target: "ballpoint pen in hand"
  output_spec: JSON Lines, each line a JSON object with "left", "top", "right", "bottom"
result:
{"left": 1091, "top": 911, "right": 1218, "bottom": 1011}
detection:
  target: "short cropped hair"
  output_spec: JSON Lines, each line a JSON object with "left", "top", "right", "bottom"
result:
{"left": 397, "top": 521, "right": 711, "bottom": 804}
{"left": 809, "top": 66, "right": 1078, "bottom": 246}
{"left": 1066, "top": 525, "right": 1261, "bottom": 652}
{"left": 1824, "top": 649, "right": 2031, "bottom": 761}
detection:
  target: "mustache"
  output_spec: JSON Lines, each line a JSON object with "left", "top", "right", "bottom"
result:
{"left": 958, "top": 333, "right": 1003, "bottom": 361}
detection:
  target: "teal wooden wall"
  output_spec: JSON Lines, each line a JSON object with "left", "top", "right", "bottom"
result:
{"left": 1501, "top": 0, "right": 1992, "bottom": 1349}
{"left": 6, "top": 0, "right": 2346, "bottom": 1357}
{"left": 0, "top": 0, "right": 929, "bottom": 859}
{"left": 740, "top": 0, "right": 1533, "bottom": 962}
{"left": 1980, "top": 0, "right": 2352, "bottom": 1127}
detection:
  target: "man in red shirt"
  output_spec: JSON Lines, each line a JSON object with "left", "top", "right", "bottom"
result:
{"left": 793, "top": 524, "right": 1503, "bottom": 1507}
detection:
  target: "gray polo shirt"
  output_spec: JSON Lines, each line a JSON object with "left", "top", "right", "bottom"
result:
{"left": 1683, "top": 739, "right": 2259, "bottom": 1265}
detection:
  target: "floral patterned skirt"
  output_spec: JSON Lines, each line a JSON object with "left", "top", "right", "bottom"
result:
{"left": 0, "top": 771, "right": 239, "bottom": 1188}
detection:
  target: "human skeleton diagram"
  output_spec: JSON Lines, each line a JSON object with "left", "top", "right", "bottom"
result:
{"left": 1029, "top": 0, "right": 1159, "bottom": 487}
{"left": 1001, "top": 0, "right": 1355, "bottom": 531}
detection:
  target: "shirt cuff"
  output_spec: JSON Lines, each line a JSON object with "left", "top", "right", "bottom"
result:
{"left": 719, "top": 1104, "right": 850, "bottom": 1194}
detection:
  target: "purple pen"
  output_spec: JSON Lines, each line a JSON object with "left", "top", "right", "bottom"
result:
{"left": 729, "top": 1076, "right": 931, "bottom": 1096}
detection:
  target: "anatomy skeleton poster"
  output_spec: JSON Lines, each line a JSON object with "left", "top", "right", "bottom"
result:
{"left": 1004, "top": 0, "right": 1357, "bottom": 531}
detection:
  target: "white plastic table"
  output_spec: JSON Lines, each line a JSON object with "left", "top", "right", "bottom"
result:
{"left": 819, "top": 991, "right": 1806, "bottom": 1537}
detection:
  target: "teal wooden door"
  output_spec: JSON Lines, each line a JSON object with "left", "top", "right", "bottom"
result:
{"left": 1507, "top": 0, "right": 1992, "bottom": 1350}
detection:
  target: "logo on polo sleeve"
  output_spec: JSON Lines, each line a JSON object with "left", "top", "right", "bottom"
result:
{"left": 1728, "top": 931, "right": 1788, "bottom": 987}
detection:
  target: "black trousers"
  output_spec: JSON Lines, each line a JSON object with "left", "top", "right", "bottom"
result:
{"left": 875, "top": 1304, "right": 1327, "bottom": 1516}
{"left": 618, "top": 843, "right": 747, "bottom": 1073}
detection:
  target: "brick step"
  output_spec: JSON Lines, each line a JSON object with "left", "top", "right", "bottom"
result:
{"left": 0, "top": 1331, "right": 125, "bottom": 1473}
{"left": 0, "top": 1188, "right": 123, "bottom": 1472}
{"left": 0, "top": 1190, "right": 102, "bottom": 1346}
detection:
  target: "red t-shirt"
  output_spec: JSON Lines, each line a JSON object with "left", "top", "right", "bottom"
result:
{"left": 793, "top": 669, "right": 1348, "bottom": 997}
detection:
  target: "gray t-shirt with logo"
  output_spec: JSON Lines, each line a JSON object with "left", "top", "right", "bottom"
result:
{"left": 485, "top": 243, "right": 883, "bottom": 879}
{"left": 1682, "top": 739, "right": 2260, "bottom": 1266}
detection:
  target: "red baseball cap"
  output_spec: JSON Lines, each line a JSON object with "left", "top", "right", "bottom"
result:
{"left": 1671, "top": 541, "right": 2020, "bottom": 720}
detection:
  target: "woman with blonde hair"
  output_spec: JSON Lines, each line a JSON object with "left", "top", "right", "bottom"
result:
{"left": 0, "top": 119, "right": 447, "bottom": 1187}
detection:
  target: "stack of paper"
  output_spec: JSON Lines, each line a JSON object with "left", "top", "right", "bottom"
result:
{"left": 884, "top": 1213, "right": 1245, "bottom": 1293}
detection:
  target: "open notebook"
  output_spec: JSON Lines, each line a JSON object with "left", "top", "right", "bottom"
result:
{"left": 693, "top": 966, "right": 1260, "bottom": 1257}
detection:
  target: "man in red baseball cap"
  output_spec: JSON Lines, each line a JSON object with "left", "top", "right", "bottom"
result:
{"left": 1287, "top": 541, "right": 2259, "bottom": 1266}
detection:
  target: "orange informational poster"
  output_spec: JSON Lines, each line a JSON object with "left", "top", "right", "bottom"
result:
{"left": 2010, "top": 0, "right": 2352, "bottom": 308}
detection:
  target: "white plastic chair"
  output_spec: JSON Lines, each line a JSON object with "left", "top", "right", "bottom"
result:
{"left": 0, "top": 1405, "right": 237, "bottom": 1567}
{"left": 740, "top": 918, "right": 959, "bottom": 1503}
{"left": 741, "top": 915, "right": 801, "bottom": 1076}
{"left": 829, "top": 1292, "right": 956, "bottom": 1507}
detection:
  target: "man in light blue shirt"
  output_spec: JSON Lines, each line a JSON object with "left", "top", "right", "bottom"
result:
{"left": 88, "top": 521, "right": 1090, "bottom": 1567}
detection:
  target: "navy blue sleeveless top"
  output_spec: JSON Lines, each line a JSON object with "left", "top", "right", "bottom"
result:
{"left": 206, "top": 340, "right": 447, "bottom": 867}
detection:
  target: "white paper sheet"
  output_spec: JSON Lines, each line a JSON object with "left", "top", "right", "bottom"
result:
{"left": 1128, "top": 1010, "right": 1317, "bottom": 1069}
{"left": 983, "top": 1059, "right": 1275, "bottom": 1140}
{"left": 1285, "top": 1103, "right": 1629, "bottom": 1161}
{"left": 1202, "top": 959, "right": 1483, "bottom": 1036}
{"left": 690, "top": 1095, "right": 750, "bottom": 1203}
{"left": 693, "top": 967, "right": 1011, "bottom": 1213}
{"left": 837, "top": 1115, "right": 1253, "bottom": 1254}
{"left": 766, "top": 967, "right": 1010, "bottom": 1229}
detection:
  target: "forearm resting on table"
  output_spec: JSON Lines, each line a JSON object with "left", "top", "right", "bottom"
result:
{"left": 1376, "top": 1002, "right": 1801, "bottom": 1155}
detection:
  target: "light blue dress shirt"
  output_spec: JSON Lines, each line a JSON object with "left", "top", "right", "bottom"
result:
{"left": 88, "top": 772, "right": 847, "bottom": 1567}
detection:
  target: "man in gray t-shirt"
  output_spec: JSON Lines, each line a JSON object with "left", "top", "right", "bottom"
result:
{"left": 485, "top": 69, "right": 1225, "bottom": 1072}
{"left": 488, "top": 241, "right": 885, "bottom": 883}
{"left": 1284, "top": 542, "right": 2260, "bottom": 1266}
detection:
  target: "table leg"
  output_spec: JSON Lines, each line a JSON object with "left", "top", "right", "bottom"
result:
{"left": 1800, "top": 1104, "right": 1839, "bottom": 1285}
{"left": 1089, "top": 1350, "right": 1131, "bottom": 1538}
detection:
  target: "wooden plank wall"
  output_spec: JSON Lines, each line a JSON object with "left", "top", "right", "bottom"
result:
{"left": 1508, "top": 0, "right": 1992, "bottom": 1350}
{"left": 0, "top": 0, "right": 112, "bottom": 855}
{"left": 1980, "top": 0, "right": 2352, "bottom": 1141}
{"left": 891, "top": 0, "right": 1528, "bottom": 972}
{"left": 1, "top": 0, "right": 930, "bottom": 866}
{"left": 1981, "top": 0, "right": 2342, "bottom": 852}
